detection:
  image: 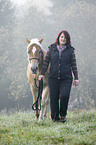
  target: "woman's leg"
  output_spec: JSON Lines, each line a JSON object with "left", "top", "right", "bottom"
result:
{"left": 48, "top": 78, "right": 59, "bottom": 121}
{"left": 59, "top": 79, "right": 72, "bottom": 117}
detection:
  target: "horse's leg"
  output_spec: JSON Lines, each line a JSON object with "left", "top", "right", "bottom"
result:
{"left": 39, "top": 86, "right": 49, "bottom": 120}
{"left": 43, "top": 91, "right": 50, "bottom": 120}
{"left": 30, "top": 85, "right": 39, "bottom": 119}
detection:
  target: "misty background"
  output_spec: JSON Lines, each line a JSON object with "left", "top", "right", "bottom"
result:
{"left": 0, "top": 0, "right": 96, "bottom": 111}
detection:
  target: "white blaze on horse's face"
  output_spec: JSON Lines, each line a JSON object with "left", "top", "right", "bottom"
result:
{"left": 32, "top": 46, "right": 36, "bottom": 55}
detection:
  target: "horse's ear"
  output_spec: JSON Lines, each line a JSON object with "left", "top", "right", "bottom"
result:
{"left": 26, "top": 38, "right": 30, "bottom": 44}
{"left": 38, "top": 37, "right": 43, "bottom": 44}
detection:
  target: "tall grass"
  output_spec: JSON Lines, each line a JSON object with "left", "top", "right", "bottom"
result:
{"left": 0, "top": 109, "right": 96, "bottom": 145}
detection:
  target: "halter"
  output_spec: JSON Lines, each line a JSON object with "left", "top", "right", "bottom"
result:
{"left": 29, "top": 49, "right": 43, "bottom": 64}
{"left": 29, "top": 57, "right": 40, "bottom": 61}
{"left": 31, "top": 49, "right": 43, "bottom": 87}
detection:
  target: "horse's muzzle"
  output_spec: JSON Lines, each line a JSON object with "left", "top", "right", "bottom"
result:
{"left": 31, "top": 66, "right": 38, "bottom": 74}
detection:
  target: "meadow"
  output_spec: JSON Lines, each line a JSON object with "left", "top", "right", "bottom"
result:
{"left": 0, "top": 109, "right": 96, "bottom": 145}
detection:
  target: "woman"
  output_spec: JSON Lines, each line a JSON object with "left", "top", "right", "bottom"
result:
{"left": 39, "top": 30, "right": 79, "bottom": 122}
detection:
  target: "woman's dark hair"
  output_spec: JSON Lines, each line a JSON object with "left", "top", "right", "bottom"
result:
{"left": 54, "top": 30, "right": 71, "bottom": 45}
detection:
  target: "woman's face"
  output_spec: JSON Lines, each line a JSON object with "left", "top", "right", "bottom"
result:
{"left": 59, "top": 33, "right": 66, "bottom": 46}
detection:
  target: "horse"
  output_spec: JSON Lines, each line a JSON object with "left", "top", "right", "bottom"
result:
{"left": 26, "top": 37, "right": 49, "bottom": 120}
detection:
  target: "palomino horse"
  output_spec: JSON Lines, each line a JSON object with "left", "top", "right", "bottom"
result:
{"left": 26, "top": 38, "right": 49, "bottom": 120}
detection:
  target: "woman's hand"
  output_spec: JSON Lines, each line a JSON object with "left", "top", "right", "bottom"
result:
{"left": 73, "top": 80, "right": 79, "bottom": 87}
{"left": 39, "top": 75, "right": 44, "bottom": 80}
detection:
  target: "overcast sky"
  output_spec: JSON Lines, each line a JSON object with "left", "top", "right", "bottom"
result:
{"left": 11, "top": 0, "right": 53, "bottom": 15}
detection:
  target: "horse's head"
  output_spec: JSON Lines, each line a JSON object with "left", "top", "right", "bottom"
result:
{"left": 26, "top": 38, "right": 43, "bottom": 74}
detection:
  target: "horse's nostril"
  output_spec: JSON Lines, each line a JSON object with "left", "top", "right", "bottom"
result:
{"left": 31, "top": 67, "right": 34, "bottom": 73}
{"left": 36, "top": 67, "right": 38, "bottom": 71}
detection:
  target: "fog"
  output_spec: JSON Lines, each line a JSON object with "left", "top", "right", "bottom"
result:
{"left": 0, "top": 0, "right": 96, "bottom": 111}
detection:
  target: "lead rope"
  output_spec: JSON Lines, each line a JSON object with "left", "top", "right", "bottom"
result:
{"left": 32, "top": 78, "right": 43, "bottom": 111}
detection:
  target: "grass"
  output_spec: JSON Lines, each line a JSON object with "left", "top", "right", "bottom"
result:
{"left": 0, "top": 109, "right": 96, "bottom": 145}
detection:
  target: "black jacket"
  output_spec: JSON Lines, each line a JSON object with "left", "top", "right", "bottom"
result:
{"left": 41, "top": 44, "right": 78, "bottom": 80}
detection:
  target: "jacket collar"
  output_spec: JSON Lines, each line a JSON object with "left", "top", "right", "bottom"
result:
{"left": 49, "top": 44, "right": 72, "bottom": 51}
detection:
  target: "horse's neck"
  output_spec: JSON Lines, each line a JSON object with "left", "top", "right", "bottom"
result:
{"left": 38, "top": 49, "right": 46, "bottom": 71}
{"left": 42, "top": 49, "right": 47, "bottom": 59}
